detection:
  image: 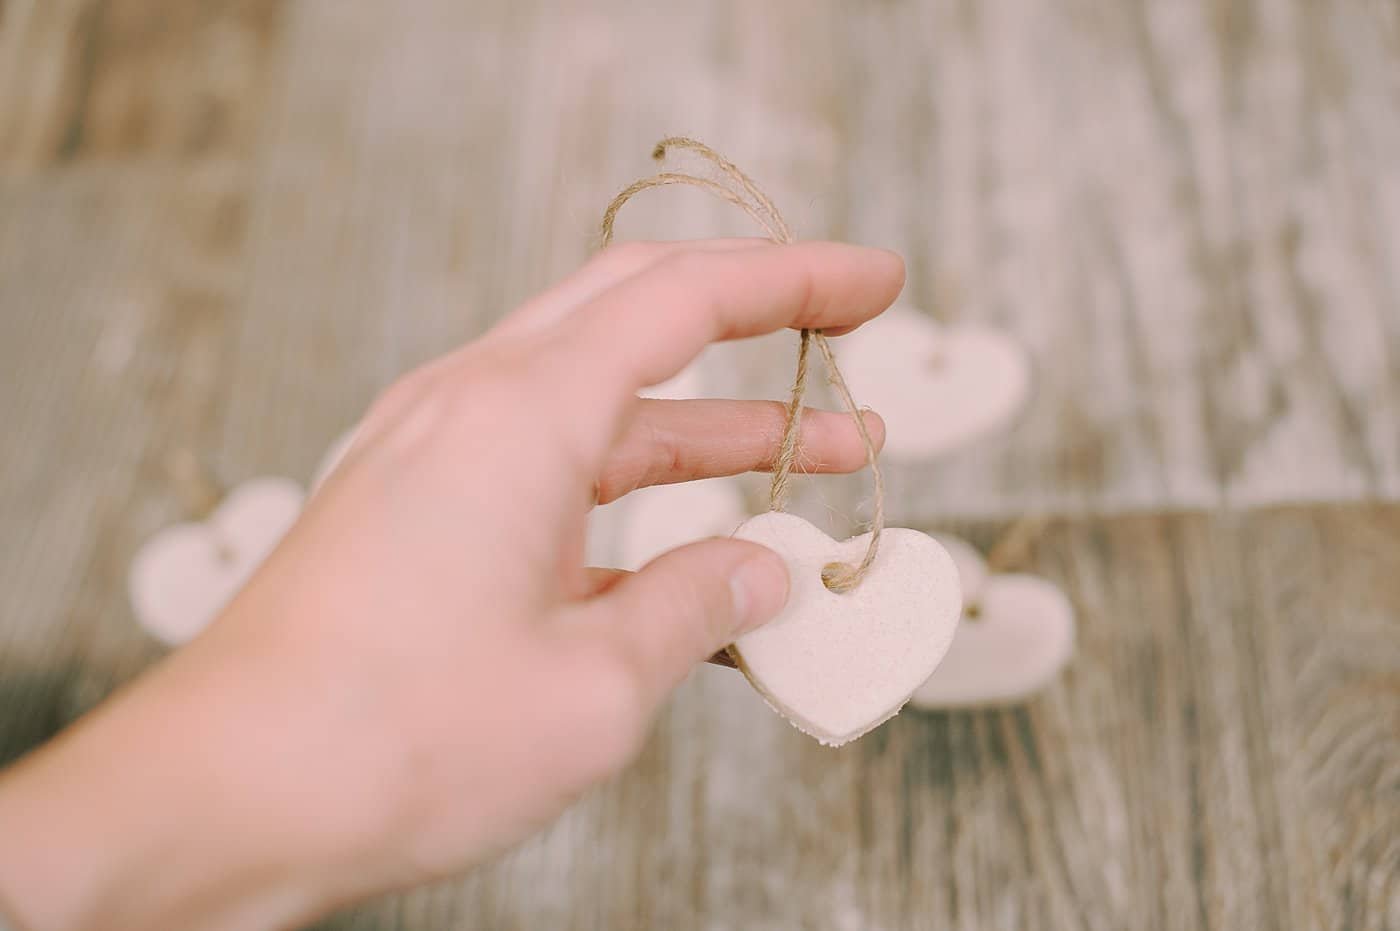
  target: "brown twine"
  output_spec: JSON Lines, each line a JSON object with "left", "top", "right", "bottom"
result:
{"left": 166, "top": 449, "right": 225, "bottom": 519}
{"left": 600, "top": 136, "right": 884, "bottom": 593}
{"left": 165, "top": 449, "right": 237, "bottom": 562}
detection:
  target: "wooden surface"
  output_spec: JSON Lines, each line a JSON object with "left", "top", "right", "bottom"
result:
{"left": 4, "top": 506, "right": 1398, "bottom": 930}
{"left": 1, "top": 1, "right": 1397, "bottom": 928}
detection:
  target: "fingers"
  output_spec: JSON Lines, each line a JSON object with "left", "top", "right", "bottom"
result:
{"left": 568, "top": 539, "right": 789, "bottom": 702}
{"left": 596, "top": 400, "right": 885, "bottom": 504}
{"left": 493, "top": 239, "right": 777, "bottom": 338}
{"left": 559, "top": 241, "right": 904, "bottom": 398}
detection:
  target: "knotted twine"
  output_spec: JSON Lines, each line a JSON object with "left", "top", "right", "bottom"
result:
{"left": 600, "top": 137, "right": 884, "bottom": 593}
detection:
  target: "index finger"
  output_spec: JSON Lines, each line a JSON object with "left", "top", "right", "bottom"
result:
{"left": 555, "top": 241, "right": 904, "bottom": 398}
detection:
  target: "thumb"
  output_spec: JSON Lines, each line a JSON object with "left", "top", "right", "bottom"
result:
{"left": 582, "top": 538, "right": 789, "bottom": 699}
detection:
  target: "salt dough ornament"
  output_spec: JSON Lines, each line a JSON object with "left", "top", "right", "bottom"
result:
{"left": 616, "top": 478, "right": 749, "bottom": 569}
{"left": 128, "top": 478, "right": 304, "bottom": 645}
{"left": 910, "top": 534, "right": 1075, "bottom": 708}
{"left": 836, "top": 306, "right": 1031, "bottom": 461}
{"left": 728, "top": 512, "right": 962, "bottom": 746}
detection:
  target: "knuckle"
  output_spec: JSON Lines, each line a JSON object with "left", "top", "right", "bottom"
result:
{"left": 653, "top": 252, "right": 725, "bottom": 339}
{"left": 639, "top": 418, "right": 686, "bottom": 485}
{"left": 659, "top": 249, "right": 712, "bottom": 282}
{"left": 396, "top": 385, "right": 468, "bottom": 450}
{"left": 789, "top": 259, "right": 817, "bottom": 322}
{"left": 375, "top": 370, "right": 508, "bottom": 464}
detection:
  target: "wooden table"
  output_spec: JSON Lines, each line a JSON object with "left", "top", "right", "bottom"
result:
{"left": 1, "top": 1, "right": 1396, "bottom": 928}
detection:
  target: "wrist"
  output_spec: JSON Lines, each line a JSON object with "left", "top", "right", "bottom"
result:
{"left": 0, "top": 607, "right": 406, "bottom": 931}
{"left": 0, "top": 667, "right": 329, "bottom": 931}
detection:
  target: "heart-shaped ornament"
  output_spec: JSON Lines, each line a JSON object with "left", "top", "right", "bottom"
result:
{"left": 836, "top": 306, "right": 1031, "bottom": 461}
{"left": 931, "top": 533, "right": 989, "bottom": 603}
{"left": 910, "top": 534, "right": 1075, "bottom": 709}
{"left": 615, "top": 478, "right": 749, "bottom": 570}
{"left": 728, "top": 512, "right": 962, "bottom": 746}
{"left": 128, "top": 478, "right": 304, "bottom": 645}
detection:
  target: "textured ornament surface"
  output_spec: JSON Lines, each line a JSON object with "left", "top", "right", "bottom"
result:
{"left": 729, "top": 512, "right": 961, "bottom": 746}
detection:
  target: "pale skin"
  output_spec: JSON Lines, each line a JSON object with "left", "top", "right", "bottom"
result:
{"left": 0, "top": 239, "right": 905, "bottom": 931}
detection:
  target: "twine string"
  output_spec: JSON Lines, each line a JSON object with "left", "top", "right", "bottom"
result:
{"left": 167, "top": 449, "right": 225, "bottom": 519}
{"left": 166, "top": 449, "right": 236, "bottom": 562}
{"left": 599, "top": 137, "right": 884, "bottom": 592}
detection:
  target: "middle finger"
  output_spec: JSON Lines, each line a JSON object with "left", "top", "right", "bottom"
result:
{"left": 595, "top": 398, "right": 886, "bottom": 505}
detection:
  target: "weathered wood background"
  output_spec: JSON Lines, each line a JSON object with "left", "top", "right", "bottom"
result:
{"left": 1, "top": 1, "right": 1397, "bottom": 928}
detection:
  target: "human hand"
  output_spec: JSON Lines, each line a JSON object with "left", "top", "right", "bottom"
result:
{"left": 0, "top": 239, "right": 904, "bottom": 931}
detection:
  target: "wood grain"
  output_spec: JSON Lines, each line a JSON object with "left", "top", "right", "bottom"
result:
{"left": 2, "top": 506, "right": 1390, "bottom": 929}
{"left": 0, "top": 0, "right": 1397, "bottom": 928}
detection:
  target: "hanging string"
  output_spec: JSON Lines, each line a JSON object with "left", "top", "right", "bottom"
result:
{"left": 599, "top": 137, "right": 884, "bottom": 592}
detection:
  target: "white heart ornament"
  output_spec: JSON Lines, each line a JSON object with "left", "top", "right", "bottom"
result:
{"left": 129, "top": 478, "right": 305, "bottom": 645}
{"left": 912, "top": 536, "right": 1074, "bottom": 709}
{"left": 728, "top": 512, "right": 962, "bottom": 746}
{"left": 930, "top": 533, "right": 989, "bottom": 603}
{"left": 616, "top": 478, "right": 749, "bottom": 570}
{"left": 837, "top": 306, "right": 1031, "bottom": 460}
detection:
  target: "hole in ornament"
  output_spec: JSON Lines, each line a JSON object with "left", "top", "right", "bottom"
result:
{"left": 821, "top": 561, "right": 856, "bottom": 593}
{"left": 963, "top": 600, "right": 983, "bottom": 621}
{"left": 925, "top": 347, "right": 948, "bottom": 371}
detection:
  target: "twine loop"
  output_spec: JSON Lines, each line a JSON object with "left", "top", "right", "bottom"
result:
{"left": 600, "top": 137, "right": 884, "bottom": 592}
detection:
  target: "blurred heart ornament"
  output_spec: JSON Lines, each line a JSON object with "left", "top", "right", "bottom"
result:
{"left": 836, "top": 306, "right": 1031, "bottom": 460}
{"left": 128, "top": 478, "right": 304, "bottom": 645}
{"left": 614, "top": 478, "right": 749, "bottom": 570}
{"left": 911, "top": 534, "right": 1075, "bottom": 708}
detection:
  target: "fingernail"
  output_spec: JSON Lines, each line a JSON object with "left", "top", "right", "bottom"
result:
{"left": 730, "top": 548, "right": 790, "bottom": 634}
